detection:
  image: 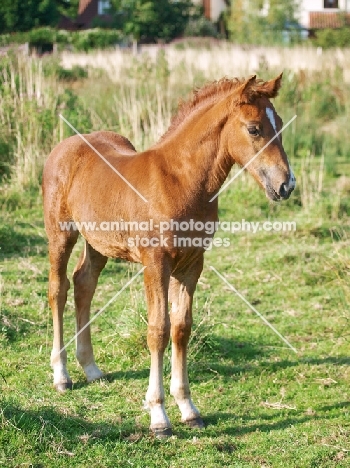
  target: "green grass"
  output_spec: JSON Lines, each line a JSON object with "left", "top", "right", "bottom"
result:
{"left": 0, "top": 176, "right": 349, "bottom": 467}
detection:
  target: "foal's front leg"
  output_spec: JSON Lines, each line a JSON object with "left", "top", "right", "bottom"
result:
{"left": 143, "top": 257, "right": 172, "bottom": 437}
{"left": 169, "top": 259, "right": 204, "bottom": 428}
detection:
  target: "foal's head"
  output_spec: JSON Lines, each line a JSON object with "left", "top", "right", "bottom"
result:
{"left": 224, "top": 73, "right": 295, "bottom": 201}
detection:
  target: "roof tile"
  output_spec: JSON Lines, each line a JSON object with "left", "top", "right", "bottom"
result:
{"left": 309, "top": 12, "right": 350, "bottom": 29}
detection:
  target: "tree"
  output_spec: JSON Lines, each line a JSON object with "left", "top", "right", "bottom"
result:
{"left": 110, "top": 0, "right": 195, "bottom": 43}
{"left": 226, "top": 0, "right": 269, "bottom": 43}
{"left": 226, "top": 0, "right": 299, "bottom": 44}
{"left": 0, "top": 0, "right": 60, "bottom": 33}
{"left": 266, "top": 0, "right": 300, "bottom": 30}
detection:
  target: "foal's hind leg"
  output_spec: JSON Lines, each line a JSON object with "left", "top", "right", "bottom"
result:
{"left": 48, "top": 231, "right": 79, "bottom": 392}
{"left": 169, "top": 256, "right": 204, "bottom": 428}
{"left": 73, "top": 242, "right": 107, "bottom": 382}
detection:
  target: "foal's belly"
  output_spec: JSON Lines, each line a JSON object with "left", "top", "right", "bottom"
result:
{"left": 81, "top": 231, "right": 143, "bottom": 263}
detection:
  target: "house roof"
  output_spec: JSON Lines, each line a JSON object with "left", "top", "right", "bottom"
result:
{"left": 309, "top": 12, "right": 350, "bottom": 29}
{"left": 76, "top": 0, "right": 98, "bottom": 27}
{"left": 57, "top": 15, "right": 76, "bottom": 31}
{"left": 79, "top": 0, "right": 93, "bottom": 15}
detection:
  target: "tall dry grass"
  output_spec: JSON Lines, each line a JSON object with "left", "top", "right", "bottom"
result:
{"left": 0, "top": 54, "right": 62, "bottom": 188}
{"left": 61, "top": 44, "right": 350, "bottom": 83}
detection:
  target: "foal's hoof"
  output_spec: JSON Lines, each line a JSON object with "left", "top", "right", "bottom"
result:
{"left": 151, "top": 426, "right": 173, "bottom": 439}
{"left": 183, "top": 416, "right": 205, "bottom": 429}
{"left": 84, "top": 364, "right": 104, "bottom": 383}
{"left": 54, "top": 381, "right": 73, "bottom": 392}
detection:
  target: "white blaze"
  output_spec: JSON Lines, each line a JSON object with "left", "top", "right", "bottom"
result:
{"left": 266, "top": 107, "right": 277, "bottom": 133}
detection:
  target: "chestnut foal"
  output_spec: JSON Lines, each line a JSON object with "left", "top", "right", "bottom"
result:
{"left": 43, "top": 74, "right": 295, "bottom": 437}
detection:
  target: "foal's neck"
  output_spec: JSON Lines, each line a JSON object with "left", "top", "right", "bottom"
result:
{"left": 156, "top": 100, "right": 233, "bottom": 200}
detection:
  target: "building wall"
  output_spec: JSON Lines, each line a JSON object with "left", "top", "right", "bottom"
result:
{"left": 192, "top": 0, "right": 227, "bottom": 22}
{"left": 210, "top": 0, "right": 227, "bottom": 21}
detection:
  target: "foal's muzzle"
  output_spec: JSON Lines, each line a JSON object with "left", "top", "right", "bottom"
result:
{"left": 263, "top": 170, "right": 296, "bottom": 201}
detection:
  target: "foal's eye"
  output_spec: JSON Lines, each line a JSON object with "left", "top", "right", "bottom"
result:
{"left": 248, "top": 127, "right": 260, "bottom": 136}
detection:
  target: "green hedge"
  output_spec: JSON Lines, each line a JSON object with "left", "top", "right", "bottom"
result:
{"left": 0, "top": 27, "right": 123, "bottom": 51}
{"left": 311, "top": 27, "right": 350, "bottom": 48}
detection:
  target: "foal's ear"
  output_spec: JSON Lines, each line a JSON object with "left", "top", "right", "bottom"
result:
{"left": 238, "top": 75, "right": 257, "bottom": 103}
{"left": 259, "top": 72, "right": 283, "bottom": 98}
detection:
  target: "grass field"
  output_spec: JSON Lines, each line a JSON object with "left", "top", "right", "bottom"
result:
{"left": 0, "top": 45, "right": 349, "bottom": 467}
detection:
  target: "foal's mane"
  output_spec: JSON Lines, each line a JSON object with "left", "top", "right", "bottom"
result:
{"left": 160, "top": 78, "right": 244, "bottom": 142}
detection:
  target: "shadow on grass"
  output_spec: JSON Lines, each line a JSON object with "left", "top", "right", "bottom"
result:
{"left": 193, "top": 354, "right": 350, "bottom": 379}
{"left": 0, "top": 224, "right": 46, "bottom": 259}
{"left": 1, "top": 400, "right": 150, "bottom": 446}
{"left": 204, "top": 401, "right": 350, "bottom": 437}
{"left": 189, "top": 335, "right": 350, "bottom": 383}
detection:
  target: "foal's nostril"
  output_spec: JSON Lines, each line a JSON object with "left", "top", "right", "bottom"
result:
{"left": 279, "top": 182, "right": 290, "bottom": 199}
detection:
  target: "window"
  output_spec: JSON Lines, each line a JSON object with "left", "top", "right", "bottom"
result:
{"left": 324, "top": 0, "right": 338, "bottom": 8}
{"left": 98, "top": 0, "right": 110, "bottom": 15}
